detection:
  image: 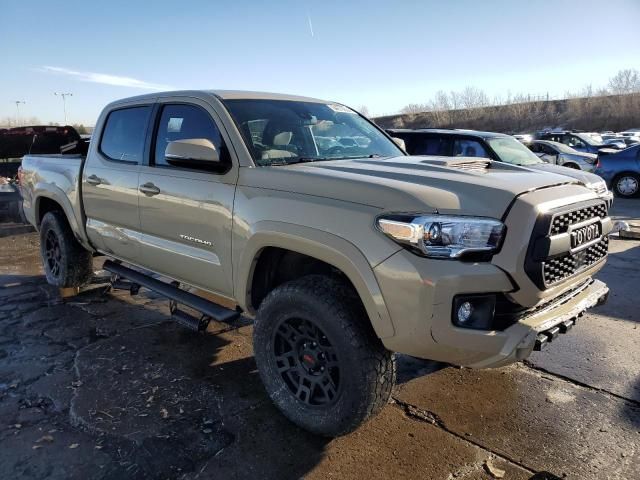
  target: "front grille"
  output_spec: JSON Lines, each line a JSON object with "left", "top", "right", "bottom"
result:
{"left": 550, "top": 202, "right": 608, "bottom": 234}
{"left": 526, "top": 199, "right": 609, "bottom": 289}
{"left": 542, "top": 237, "right": 608, "bottom": 286}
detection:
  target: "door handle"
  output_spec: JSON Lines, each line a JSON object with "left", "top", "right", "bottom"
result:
{"left": 139, "top": 182, "right": 160, "bottom": 196}
{"left": 86, "top": 174, "right": 102, "bottom": 186}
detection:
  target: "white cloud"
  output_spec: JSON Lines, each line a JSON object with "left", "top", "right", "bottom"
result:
{"left": 41, "top": 66, "right": 174, "bottom": 91}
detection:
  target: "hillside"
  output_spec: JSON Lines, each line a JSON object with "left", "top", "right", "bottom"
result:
{"left": 374, "top": 92, "right": 640, "bottom": 133}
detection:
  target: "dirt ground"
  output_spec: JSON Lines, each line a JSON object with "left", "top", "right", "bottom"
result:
{"left": 0, "top": 200, "right": 639, "bottom": 480}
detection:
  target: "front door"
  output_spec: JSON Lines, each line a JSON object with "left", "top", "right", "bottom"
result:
{"left": 137, "top": 98, "right": 238, "bottom": 297}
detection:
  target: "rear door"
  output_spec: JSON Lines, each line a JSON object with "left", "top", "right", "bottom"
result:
{"left": 137, "top": 97, "right": 238, "bottom": 297}
{"left": 83, "top": 102, "right": 154, "bottom": 263}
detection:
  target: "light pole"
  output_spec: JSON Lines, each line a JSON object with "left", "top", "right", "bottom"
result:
{"left": 14, "top": 100, "right": 26, "bottom": 126}
{"left": 54, "top": 92, "right": 73, "bottom": 124}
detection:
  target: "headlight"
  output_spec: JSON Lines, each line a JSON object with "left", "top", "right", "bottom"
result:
{"left": 376, "top": 214, "right": 505, "bottom": 259}
{"left": 585, "top": 180, "right": 607, "bottom": 195}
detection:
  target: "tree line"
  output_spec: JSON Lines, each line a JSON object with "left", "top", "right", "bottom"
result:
{"left": 374, "top": 69, "right": 640, "bottom": 133}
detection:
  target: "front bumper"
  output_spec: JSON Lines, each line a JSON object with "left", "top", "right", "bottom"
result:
{"left": 374, "top": 248, "right": 609, "bottom": 369}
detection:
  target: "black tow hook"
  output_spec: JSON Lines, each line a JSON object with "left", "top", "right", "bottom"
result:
{"left": 534, "top": 317, "right": 577, "bottom": 351}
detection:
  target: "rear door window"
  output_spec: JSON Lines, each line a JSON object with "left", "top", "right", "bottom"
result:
{"left": 408, "top": 135, "right": 453, "bottom": 156}
{"left": 100, "top": 106, "right": 151, "bottom": 163}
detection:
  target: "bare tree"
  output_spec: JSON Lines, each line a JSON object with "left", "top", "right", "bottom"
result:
{"left": 400, "top": 103, "right": 429, "bottom": 114}
{"left": 608, "top": 69, "right": 640, "bottom": 94}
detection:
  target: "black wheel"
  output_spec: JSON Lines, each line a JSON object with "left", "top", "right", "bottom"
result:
{"left": 253, "top": 275, "right": 396, "bottom": 436}
{"left": 39, "top": 211, "right": 93, "bottom": 288}
{"left": 613, "top": 173, "right": 640, "bottom": 198}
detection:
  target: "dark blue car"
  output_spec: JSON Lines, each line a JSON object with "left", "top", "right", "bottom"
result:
{"left": 595, "top": 144, "right": 640, "bottom": 197}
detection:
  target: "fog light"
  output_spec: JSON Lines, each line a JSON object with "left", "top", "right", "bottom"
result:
{"left": 452, "top": 294, "right": 497, "bottom": 330}
{"left": 457, "top": 301, "right": 473, "bottom": 324}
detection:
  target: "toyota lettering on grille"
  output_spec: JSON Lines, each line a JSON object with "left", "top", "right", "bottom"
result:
{"left": 570, "top": 221, "right": 601, "bottom": 251}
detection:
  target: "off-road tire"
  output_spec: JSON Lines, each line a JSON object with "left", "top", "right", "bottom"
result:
{"left": 613, "top": 172, "right": 640, "bottom": 198}
{"left": 39, "top": 211, "right": 93, "bottom": 288}
{"left": 253, "top": 275, "right": 396, "bottom": 436}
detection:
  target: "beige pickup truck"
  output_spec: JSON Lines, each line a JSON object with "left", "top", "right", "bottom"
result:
{"left": 20, "top": 90, "right": 611, "bottom": 436}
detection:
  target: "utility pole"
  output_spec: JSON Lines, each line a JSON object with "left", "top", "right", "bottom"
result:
{"left": 14, "top": 100, "right": 26, "bottom": 126}
{"left": 54, "top": 92, "right": 73, "bottom": 124}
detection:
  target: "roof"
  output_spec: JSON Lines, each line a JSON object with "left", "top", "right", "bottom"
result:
{"left": 386, "top": 128, "right": 508, "bottom": 139}
{"left": 106, "top": 90, "right": 330, "bottom": 107}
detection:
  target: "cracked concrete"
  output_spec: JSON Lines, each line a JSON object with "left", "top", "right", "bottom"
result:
{"left": 1, "top": 199, "right": 639, "bottom": 479}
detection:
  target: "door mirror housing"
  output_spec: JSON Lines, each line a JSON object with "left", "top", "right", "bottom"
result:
{"left": 391, "top": 137, "right": 406, "bottom": 152}
{"left": 165, "top": 138, "right": 220, "bottom": 169}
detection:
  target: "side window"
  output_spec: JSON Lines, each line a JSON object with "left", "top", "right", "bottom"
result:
{"left": 541, "top": 145, "right": 555, "bottom": 155}
{"left": 100, "top": 106, "right": 151, "bottom": 163}
{"left": 453, "top": 139, "right": 490, "bottom": 158}
{"left": 410, "top": 136, "right": 453, "bottom": 156}
{"left": 154, "top": 104, "right": 228, "bottom": 171}
{"left": 565, "top": 135, "right": 585, "bottom": 149}
{"left": 530, "top": 143, "right": 540, "bottom": 153}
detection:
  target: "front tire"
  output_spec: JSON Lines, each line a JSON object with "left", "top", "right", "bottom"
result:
{"left": 613, "top": 173, "right": 640, "bottom": 198}
{"left": 253, "top": 275, "right": 396, "bottom": 436}
{"left": 39, "top": 211, "right": 93, "bottom": 288}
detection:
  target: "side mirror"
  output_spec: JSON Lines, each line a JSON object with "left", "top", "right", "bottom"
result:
{"left": 391, "top": 137, "right": 406, "bottom": 152}
{"left": 165, "top": 138, "right": 220, "bottom": 169}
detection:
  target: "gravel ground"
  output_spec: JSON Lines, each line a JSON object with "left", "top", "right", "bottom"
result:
{"left": 0, "top": 200, "right": 638, "bottom": 480}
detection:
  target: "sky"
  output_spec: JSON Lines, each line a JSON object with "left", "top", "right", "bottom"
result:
{"left": 1, "top": 0, "right": 639, "bottom": 125}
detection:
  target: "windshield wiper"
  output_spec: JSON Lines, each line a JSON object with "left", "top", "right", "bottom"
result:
{"left": 266, "top": 156, "right": 329, "bottom": 166}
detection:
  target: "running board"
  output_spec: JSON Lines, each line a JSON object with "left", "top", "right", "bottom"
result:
{"left": 102, "top": 260, "right": 240, "bottom": 324}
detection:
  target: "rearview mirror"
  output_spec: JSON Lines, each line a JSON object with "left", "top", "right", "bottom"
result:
{"left": 391, "top": 137, "right": 406, "bottom": 151}
{"left": 165, "top": 138, "right": 220, "bottom": 169}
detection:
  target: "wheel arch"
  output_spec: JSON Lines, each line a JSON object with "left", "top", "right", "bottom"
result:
{"left": 236, "top": 222, "right": 395, "bottom": 339}
{"left": 33, "top": 186, "right": 93, "bottom": 250}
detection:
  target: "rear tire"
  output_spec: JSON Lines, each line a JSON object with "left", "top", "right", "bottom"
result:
{"left": 39, "top": 211, "right": 93, "bottom": 288}
{"left": 613, "top": 173, "right": 640, "bottom": 198}
{"left": 253, "top": 275, "right": 396, "bottom": 436}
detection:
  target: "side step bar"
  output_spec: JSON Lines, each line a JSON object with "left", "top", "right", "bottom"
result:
{"left": 103, "top": 260, "right": 240, "bottom": 324}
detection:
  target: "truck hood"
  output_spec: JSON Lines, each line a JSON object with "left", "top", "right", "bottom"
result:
{"left": 527, "top": 162, "right": 602, "bottom": 186}
{"left": 241, "top": 156, "right": 580, "bottom": 217}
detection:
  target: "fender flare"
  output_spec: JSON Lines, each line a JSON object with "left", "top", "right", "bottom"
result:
{"left": 33, "top": 184, "right": 92, "bottom": 250}
{"left": 235, "top": 221, "right": 395, "bottom": 339}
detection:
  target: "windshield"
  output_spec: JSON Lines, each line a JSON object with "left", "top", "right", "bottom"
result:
{"left": 546, "top": 141, "right": 577, "bottom": 154}
{"left": 578, "top": 133, "right": 603, "bottom": 145}
{"left": 487, "top": 137, "right": 542, "bottom": 166}
{"left": 223, "top": 99, "right": 403, "bottom": 165}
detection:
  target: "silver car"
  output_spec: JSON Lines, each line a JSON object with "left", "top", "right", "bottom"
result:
{"left": 529, "top": 140, "right": 598, "bottom": 172}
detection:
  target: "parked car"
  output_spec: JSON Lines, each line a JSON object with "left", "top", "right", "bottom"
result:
{"left": 621, "top": 136, "right": 640, "bottom": 146}
{"left": 512, "top": 133, "right": 533, "bottom": 144}
{"left": 594, "top": 144, "right": 640, "bottom": 198}
{"left": 618, "top": 130, "right": 640, "bottom": 138}
{"left": 21, "top": 91, "right": 611, "bottom": 436}
{"left": 387, "top": 128, "right": 612, "bottom": 204}
{"left": 603, "top": 138, "right": 627, "bottom": 149}
{"left": 536, "top": 130, "right": 621, "bottom": 153}
{"left": 529, "top": 140, "right": 597, "bottom": 171}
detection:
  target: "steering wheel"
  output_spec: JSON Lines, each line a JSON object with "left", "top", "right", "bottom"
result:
{"left": 327, "top": 146, "right": 347, "bottom": 155}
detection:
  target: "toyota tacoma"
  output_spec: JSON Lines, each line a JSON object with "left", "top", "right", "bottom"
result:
{"left": 20, "top": 90, "right": 611, "bottom": 436}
